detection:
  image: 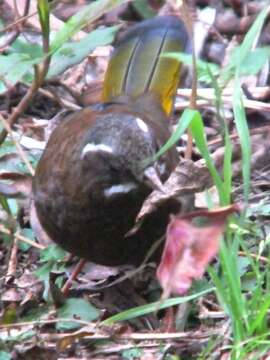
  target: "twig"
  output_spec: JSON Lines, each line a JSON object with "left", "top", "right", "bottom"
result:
{"left": 4, "top": 0, "right": 70, "bottom": 34}
{"left": 181, "top": 1, "right": 197, "bottom": 160}
{"left": 61, "top": 259, "right": 86, "bottom": 296}
{"left": 0, "top": 0, "right": 30, "bottom": 51}
{"left": 208, "top": 125, "right": 270, "bottom": 146}
{"left": 0, "top": 10, "right": 38, "bottom": 33}
{"left": 0, "top": 317, "right": 91, "bottom": 329}
{"left": 92, "top": 343, "right": 169, "bottom": 357}
{"left": 0, "top": 224, "right": 45, "bottom": 250}
{"left": 176, "top": 88, "right": 270, "bottom": 111}
{"left": 178, "top": 86, "right": 270, "bottom": 99}
{"left": 39, "top": 87, "right": 81, "bottom": 110}
{"left": 238, "top": 251, "right": 269, "bottom": 264}
{"left": 0, "top": 319, "right": 218, "bottom": 341}
{"left": 0, "top": 64, "right": 47, "bottom": 145}
{"left": 5, "top": 237, "right": 18, "bottom": 284}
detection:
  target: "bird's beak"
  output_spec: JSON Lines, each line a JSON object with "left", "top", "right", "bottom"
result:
{"left": 143, "top": 166, "right": 166, "bottom": 193}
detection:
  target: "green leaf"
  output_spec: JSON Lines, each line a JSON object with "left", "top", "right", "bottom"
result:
{"left": 11, "top": 38, "right": 43, "bottom": 59}
{"left": 6, "top": 199, "right": 18, "bottom": 216}
{"left": 21, "top": 306, "right": 50, "bottom": 322}
{"left": 39, "top": 244, "right": 67, "bottom": 262}
{"left": 57, "top": 298, "right": 100, "bottom": 330}
{"left": 122, "top": 347, "right": 143, "bottom": 360}
{"left": 35, "top": 262, "right": 54, "bottom": 281}
{"left": 0, "top": 351, "right": 11, "bottom": 360}
{"left": 0, "top": 0, "right": 123, "bottom": 89}
{"left": 50, "top": 0, "right": 127, "bottom": 54}
{"left": 18, "top": 228, "right": 36, "bottom": 251}
{"left": 0, "top": 140, "right": 16, "bottom": 156}
{"left": 0, "top": 81, "right": 7, "bottom": 94}
{"left": 3, "top": 330, "right": 36, "bottom": 344}
{"left": 21, "top": 227, "right": 35, "bottom": 240}
{"left": 0, "top": 53, "right": 37, "bottom": 86}
{"left": 48, "top": 26, "right": 118, "bottom": 78}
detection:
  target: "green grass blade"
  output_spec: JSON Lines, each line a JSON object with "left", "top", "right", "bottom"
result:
{"left": 249, "top": 292, "right": 270, "bottom": 334}
{"left": 234, "top": 7, "right": 270, "bottom": 67}
{"left": 37, "top": 0, "right": 50, "bottom": 40}
{"left": 232, "top": 83, "right": 251, "bottom": 203}
{"left": 221, "top": 6, "right": 270, "bottom": 85}
{"left": 0, "top": 194, "right": 11, "bottom": 215}
{"left": 102, "top": 287, "right": 214, "bottom": 325}
{"left": 208, "top": 266, "right": 230, "bottom": 314}
{"left": 149, "top": 108, "right": 195, "bottom": 164}
{"left": 189, "top": 110, "right": 227, "bottom": 205}
{"left": 219, "top": 239, "right": 247, "bottom": 339}
{"left": 206, "top": 64, "right": 232, "bottom": 204}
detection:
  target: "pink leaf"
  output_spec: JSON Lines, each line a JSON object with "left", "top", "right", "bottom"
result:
{"left": 157, "top": 205, "right": 239, "bottom": 298}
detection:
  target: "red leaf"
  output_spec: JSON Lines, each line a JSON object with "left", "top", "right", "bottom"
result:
{"left": 157, "top": 205, "right": 239, "bottom": 298}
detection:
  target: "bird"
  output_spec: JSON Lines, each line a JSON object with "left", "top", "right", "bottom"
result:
{"left": 32, "top": 16, "right": 189, "bottom": 266}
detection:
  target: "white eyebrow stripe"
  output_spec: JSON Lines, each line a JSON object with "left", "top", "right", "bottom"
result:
{"left": 136, "top": 117, "right": 149, "bottom": 133}
{"left": 82, "top": 143, "right": 113, "bottom": 156}
{"left": 104, "top": 183, "right": 137, "bottom": 197}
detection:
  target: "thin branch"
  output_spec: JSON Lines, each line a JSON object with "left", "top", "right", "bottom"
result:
{"left": 5, "top": 237, "right": 18, "bottom": 284}
{"left": 0, "top": 224, "right": 45, "bottom": 250}
{"left": 238, "top": 250, "right": 269, "bottom": 264}
{"left": 181, "top": 1, "right": 197, "bottom": 160}
{"left": 175, "top": 92, "right": 270, "bottom": 111}
{"left": 0, "top": 319, "right": 218, "bottom": 341}
{"left": 1, "top": 10, "right": 38, "bottom": 33}
{"left": 0, "top": 318, "right": 91, "bottom": 329}
{"left": 0, "top": 0, "right": 31, "bottom": 51}
{"left": 61, "top": 259, "right": 86, "bottom": 296}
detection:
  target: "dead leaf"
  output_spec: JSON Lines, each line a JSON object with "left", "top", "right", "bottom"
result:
{"left": 1, "top": 287, "right": 22, "bottom": 302}
{"left": 0, "top": 172, "right": 32, "bottom": 198}
{"left": 157, "top": 205, "right": 239, "bottom": 298}
{"left": 127, "top": 160, "right": 210, "bottom": 237}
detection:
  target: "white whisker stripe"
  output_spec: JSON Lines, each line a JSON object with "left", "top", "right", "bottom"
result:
{"left": 104, "top": 183, "right": 137, "bottom": 197}
{"left": 82, "top": 143, "right": 113, "bottom": 156}
{"left": 136, "top": 117, "right": 149, "bottom": 133}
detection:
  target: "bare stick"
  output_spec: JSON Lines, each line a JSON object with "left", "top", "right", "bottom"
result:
{"left": 5, "top": 237, "right": 18, "bottom": 284}
{"left": 0, "top": 224, "right": 45, "bottom": 250}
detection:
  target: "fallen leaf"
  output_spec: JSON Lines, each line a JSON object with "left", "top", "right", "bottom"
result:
{"left": 157, "top": 205, "right": 239, "bottom": 298}
{"left": 0, "top": 172, "right": 32, "bottom": 198}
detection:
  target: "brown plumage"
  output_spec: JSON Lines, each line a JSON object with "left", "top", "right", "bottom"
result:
{"left": 32, "top": 16, "right": 189, "bottom": 265}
